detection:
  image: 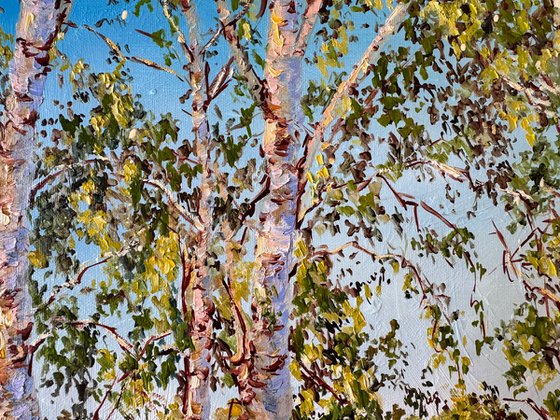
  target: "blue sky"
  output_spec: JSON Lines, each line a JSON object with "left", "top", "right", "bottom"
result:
{"left": 0, "top": 1, "right": 550, "bottom": 417}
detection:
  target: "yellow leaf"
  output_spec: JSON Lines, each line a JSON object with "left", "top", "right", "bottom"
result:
{"left": 507, "top": 114, "right": 518, "bottom": 131}
{"left": 548, "top": 259, "right": 558, "bottom": 277}
{"left": 241, "top": 21, "right": 252, "bottom": 40}
{"left": 271, "top": 14, "right": 284, "bottom": 48}
{"left": 29, "top": 251, "right": 48, "bottom": 269}
{"left": 526, "top": 132, "right": 536, "bottom": 147}
{"left": 306, "top": 172, "right": 314, "bottom": 183}
{"left": 267, "top": 64, "right": 282, "bottom": 78}
{"left": 317, "top": 166, "right": 329, "bottom": 179}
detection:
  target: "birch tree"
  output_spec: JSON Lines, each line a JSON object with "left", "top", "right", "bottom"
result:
{"left": 214, "top": 1, "right": 412, "bottom": 416}
{"left": 0, "top": 0, "right": 72, "bottom": 417}
{"left": 21, "top": 0, "right": 560, "bottom": 418}
{"left": 29, "top": 1, "right": 237, "bottom": 417}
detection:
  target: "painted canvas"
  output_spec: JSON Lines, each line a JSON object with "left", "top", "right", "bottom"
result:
{"left": 1, "top": 0, "right": 559, "bottom": 418}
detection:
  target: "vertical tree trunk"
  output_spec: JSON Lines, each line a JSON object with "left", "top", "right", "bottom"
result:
{"left": 248, "top": 2, "right": 303, "bottom": 418}
{"left": 0, "top": 1, "right": 71, "bottom": 418}
{"left": 182, "top": 2, "right": 214, "bottom": 418}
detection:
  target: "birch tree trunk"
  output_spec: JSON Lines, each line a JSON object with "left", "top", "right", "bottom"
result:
{"left": 0, "top": 0, "right": 71, "bottom": 418}
{"left": 248, "top": 2, "right": 304, "bottom": 417}
{"left": 182, "top": 2, "right": 214, "bottom": 418}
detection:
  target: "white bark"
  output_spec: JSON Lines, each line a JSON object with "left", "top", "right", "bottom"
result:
{"left": 249, "top": 2, "right": 304, "bottom": 418}
{"left": 0, "top": 0, "right": 71, "bottom": 418}
{"left": 182, "top": 2, "right": 214, "bottom": 418}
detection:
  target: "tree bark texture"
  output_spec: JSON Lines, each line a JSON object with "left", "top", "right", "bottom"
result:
{"left": 0, "top": 0, "right": 72, "bottom": 418}
{"left": 182, "top": 1, "right": 214, "bottom": 418}
{"left": 247, "top": 1, "right": 304, "bottom": 418}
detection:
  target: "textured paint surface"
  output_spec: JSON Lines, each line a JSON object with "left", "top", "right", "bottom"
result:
{"left": 247, "top": 2, "right": 304, "bottom": 418}
{"left": 1, "top": 0, "right": 559, "bottom": 418}
{"left": 0, "top": 0, "right": 71, "bottom": 417}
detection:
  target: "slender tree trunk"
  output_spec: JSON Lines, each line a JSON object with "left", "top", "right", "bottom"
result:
{"left": 0, "top": 1, "right": 71, "bottom": 418}
{"left": 182, "top": 2, "right": 214, "bottom": 418}
{"left": 247, "top": 2, "right": 304, "bottom": 418}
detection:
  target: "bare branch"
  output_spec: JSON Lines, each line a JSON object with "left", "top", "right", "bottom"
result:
{"left": 313, "top": 240, "right": 398, "bottom": 262}
{"left": 302, "top": 3, "right": 409, "bottom": 174}
{"left": 70, "top": 320, "right": 133, "bottom": 353}
{"left": 503, "top": 397, "right": 549, "bottom": 420}
{"left": 138, "top": 331, "right": 172, "bottom": 358}
{"left": 85, "top": 25, "right": 186, "bottom": 82}
{"left": 93, "top": 376, "right": 118, "bottom": 420}
{"left": 540, "top": 287, "right": 560, "bottom": 304}
{"left": 208, "top": 56, "right": 235, "bottom": 102}
{"left": 201, "top": 1, "right": 252, "bottom": 54}
{"left": 538, "top": 74, "right": 560, "bottom": 96}
{"left": 39, "top": 245, "right": 132, "bottom": 309}
{"left": 161, "top": 0, "right": 195, "bottom": 63}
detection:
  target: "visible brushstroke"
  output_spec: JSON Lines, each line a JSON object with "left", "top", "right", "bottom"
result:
{"left": 247, "top": 2, "right": 305, "bottom": 418}
{"left": 181, "top": 1, "right": 215, "bottom": 418}
{"left": 215, "top": 0, "right": 271, "bottom": 117}
{"left": 302, "top": 3, "right": 408, "bottom": 175}
{"left": 0, "top": 0, "right": 72, "bottom": 417}
{"left": 294, "top": 0, "right": 323, "bottom": 56}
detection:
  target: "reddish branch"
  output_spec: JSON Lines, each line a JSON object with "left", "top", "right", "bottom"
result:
{"left": 42, "top": 256, "right": 111, "bottom": 308}
{"left": 69, "top": 320, "right": 133, "bottom": 353}
{"left": 503, "top": 397, "right": 549, "bottom": 420}
{"left": 294, "top": 0, "right": 323, "bottom": 56}
{"left": 493, "top": 219, "right": 560, "bottom": 309}
{"left": 298, "top": 361, "right": 347, "bottom": 404}
{"left": 313, "top": 241, "right": 454, "bottom": 351}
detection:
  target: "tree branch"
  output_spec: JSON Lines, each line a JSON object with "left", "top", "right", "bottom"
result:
{"left": 313, "top": 240, "right": 400, "bottom": 262}
{"left": 208, "top": 56, "right": 235, "bottom": 103}
{"left": 31, "top": 156, "right": 203, "bottom": 233}
{"left": 294, "top": 0, "right": 323, "bottom": 56}
{"left": 161, "top": 0, "right": 195, "bottom": 63}
{"left": 221, "top": 222, "right": 249, "bottom": 367}
{"left": 39, "top": 245, "right": 131, "bottom": 309}
{"left": 143, "top": 179, "right": 204, "bottom": 232}
{"left": 201, "top": 0, "right": 252, "bottom": 54}
{"left": 214, "top": 0, "right": 271, "bottom": 116}
{"left": 85, "top": 25, "right": 186, "bottom": 82}
{"left": 298, "top": 361, "right": 347, "bottom": 404}
{"left": 301, "top": 3, "right": 409, "bottom": 174}
{"left": 30, "top": 157, "right": 109, "bottom": 206}
{"left": 69, "top": 320, "right": 133, "bottom": 354}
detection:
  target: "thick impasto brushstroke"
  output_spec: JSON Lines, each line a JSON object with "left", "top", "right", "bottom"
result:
{"left": 248, "top": 1, "right": 304, "bottom": 416}
{"left": 2, "top": 1, "right": 560, "bottom": 418}
{"left": 181, "top": 1, "right": 215, "bottom": 416}
{"left": 0, "top": 0, "right": 71, "bottom": 417}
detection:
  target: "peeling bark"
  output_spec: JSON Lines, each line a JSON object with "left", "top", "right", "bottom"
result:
{"left": 246, "top": 2, "right": 304, "bottom": 418}
{"left": 182, "top": 1, "right": 214, "bottom": 418}
{"left": 0, "top": 0, "right": 72, "bottom": 418}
